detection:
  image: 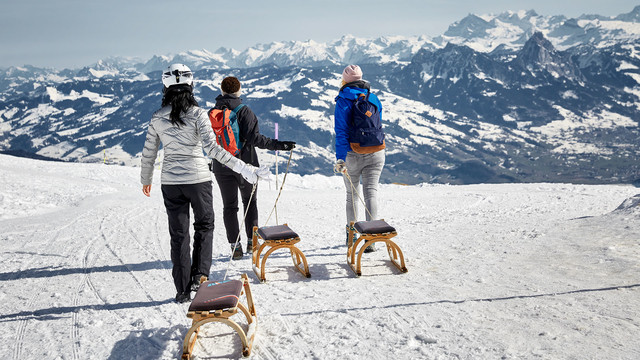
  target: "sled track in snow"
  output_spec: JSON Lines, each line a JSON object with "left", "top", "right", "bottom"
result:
{"left": 151, "top": 209, "right": 170, "bottom": 269}
{"left": 70, "top": 228, "right": 120, "bottom": 360}
{"left": 0, "top": 210, "right": 83, "bottom": 265}
{"left": 11, "top": 287, "right": 41, "bottom": 360}
{"left": 97, "top": 205, "right": 182, "bottom": 322}
{"left": 99, "top": 211, "right": 156, "bottom": 304}
{"left": 10, "top": 213, "right": 90, "bottom": 360}
{"left": 121, "top": 206, "right": 172, "bottom": 276}
{"left": 278, "top": 315, "right": 315, "bottom": 359}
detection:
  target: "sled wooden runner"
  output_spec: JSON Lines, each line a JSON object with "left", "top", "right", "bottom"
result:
{"left": 251, "top": 224, "right": 311, "bottom": 282}
{"left": 347, "top": 219, "right": 408, "bottom": 276}
{"left": 181, "top": 274, "right": 257, "bottom": 359}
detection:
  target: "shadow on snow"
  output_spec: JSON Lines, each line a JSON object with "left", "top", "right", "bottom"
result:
{"left": 0, "top": 260, "right": 173, "bottom": 281}
{"left": 107, "top": 325, "right": 186, "bottom": 360}
{"left": 0, "top": 299, "right": 174, "bottom": 322}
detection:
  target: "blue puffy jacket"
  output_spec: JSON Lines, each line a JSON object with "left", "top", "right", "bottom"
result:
{"left": 334, "top": 81, "right": 383, "bottom": 161}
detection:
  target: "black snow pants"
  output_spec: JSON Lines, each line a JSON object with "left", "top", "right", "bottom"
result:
{"left": 214, "top": 171, "right": 258, "bottom": 246}
{"left": 161, "top": 181, "right": 214, "bottom": 295}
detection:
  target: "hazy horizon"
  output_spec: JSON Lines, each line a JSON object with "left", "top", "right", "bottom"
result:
{"left": 0, "top": 0, "right": 637, "bottom": 69}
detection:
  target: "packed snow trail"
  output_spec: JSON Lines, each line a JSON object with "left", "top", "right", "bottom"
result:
{"left": 0, "top": 154, "right": 639, "bottom": 359}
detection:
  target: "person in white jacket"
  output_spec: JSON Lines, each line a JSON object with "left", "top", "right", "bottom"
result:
{"left": 140, "top": 64, "right": 270, "bottom": 303}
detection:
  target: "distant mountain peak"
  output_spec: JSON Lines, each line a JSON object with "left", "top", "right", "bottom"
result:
{"left": 518, "top": 31, "right": 559, "bottom": 62}
{"left": 515, "top": 31, "right": 583, "bottom": 81}
{"left": 444, "top": 14, "right": 491, "bottom": 38}
{"left": 615, "top": 5, "right": 640, "bottom": 22}
{"left": 496, "top": 9, "right": 539, "bottom": 20}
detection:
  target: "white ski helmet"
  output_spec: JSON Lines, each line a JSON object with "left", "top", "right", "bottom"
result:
{"left": 161, "top": 63, "right": 193, "bottom": 88}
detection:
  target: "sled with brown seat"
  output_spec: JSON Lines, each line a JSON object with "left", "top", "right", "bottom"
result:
{"left": 251, "top": 224, "right": 311, "bottom": 282}
{"left": 347, "top": 219, "right": 408, "bottom": 276}
{"left": 181, "top": 273, "right": 257, "bottom": 359}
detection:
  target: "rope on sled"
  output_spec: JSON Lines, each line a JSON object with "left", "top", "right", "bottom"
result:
{"left": 263, "top": 149, "right": 294, "bottom": 227}
{"left": 223, "top": 181, "right": 258, "bottom": 281}
{"left": 342, "top": 170, "right": 374, "bottom": 220}
{"left": 222, "top": 149, "right": 294, "bottom": 281}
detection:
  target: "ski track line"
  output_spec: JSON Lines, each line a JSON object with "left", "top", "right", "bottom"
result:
{"left": 99, "top": 208, "right": 183, "bottom": 322}
{"left": 70, "top": 243, "right": 95, "bottom": 360}
{"left": 102, "top": 203, "right": 189, "bottom": 325}
{"left": 100, "top": 214, "right": 156, "bottom": 304}
{"left": 70, "top": 232, "right": 122, "bottom": 360}
{"left": 277, "top": 314, "right": 315, "bottom": 359}
{"left": 152, "top": 209, "right": 171, "bottom": 267}
{"left": 0, "top": 212, "right": 82, "bottom": 265}
{"left": 11, "top": 287, "right": 42, "bottom": 360}
{"left": 10, "top": 213, "right": 95, "bottom": 360}
{"left": 122, "top": 206, "right": 172, "bottom": 276}
{"left": 250, "top": 320, "right": 279, "bottom": 360}
{"left": 10, "top": 243, "right": 80, "bottom": 360}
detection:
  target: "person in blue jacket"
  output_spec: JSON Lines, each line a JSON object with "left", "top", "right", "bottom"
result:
{"left": 334, "top": 65, "right": 386, "bottom": 252}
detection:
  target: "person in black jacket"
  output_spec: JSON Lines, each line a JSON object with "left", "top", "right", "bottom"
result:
{"left": 211, "top": 76, "right": 296, "bottom": 260}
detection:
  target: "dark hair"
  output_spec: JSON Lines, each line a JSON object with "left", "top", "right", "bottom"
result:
{"left": 161, "top": 84, "right": 198, "bottom": 127}
{"left": 221, "top": 76, "right": 241, "bottom": 94}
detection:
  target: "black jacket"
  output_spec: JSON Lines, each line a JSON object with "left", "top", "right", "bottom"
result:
{"left": 211, "top": 94, "right": 278, "bottom": 173}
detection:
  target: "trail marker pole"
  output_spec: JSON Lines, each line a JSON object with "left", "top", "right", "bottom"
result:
{"left": 274, "top": 123, "right": 279, "bottom": 224}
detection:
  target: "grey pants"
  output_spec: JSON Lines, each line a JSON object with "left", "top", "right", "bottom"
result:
{"left": 342, "top": 150, "right": 385, "bottom": 226}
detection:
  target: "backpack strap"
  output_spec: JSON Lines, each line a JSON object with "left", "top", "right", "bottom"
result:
{"left": 231, "top": 103, "right": 245, "bottom": 115}
{"left": 362, "top": 83, "right": 371, "bottom": 101}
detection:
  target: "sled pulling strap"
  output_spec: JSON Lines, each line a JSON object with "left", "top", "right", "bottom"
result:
{"left": 182, "top": 274, "right": 257, "bottom": 359}
{"left": 251, "top": 224, "right": 311, "bottom": 282}
{"left": 347, "top": 219, "right": 408, "bottom": 277}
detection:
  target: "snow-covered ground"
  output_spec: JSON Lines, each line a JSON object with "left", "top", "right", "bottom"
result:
{"left": 0, "top": 153, "right": 639, "bottom": 359}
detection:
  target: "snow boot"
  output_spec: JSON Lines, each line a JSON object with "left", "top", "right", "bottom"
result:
{"left": 231, "top": 243, "right": 244, "bottom": 260}
{"left": 175, "top": 292, "right": 191, "bottom": 303}
{"left": 363, "top": 242, "right": 376, "bottom": 253}
{"left": 346, "top": 227, "right": 376, "bottom": 253}
{"left": 190, "top": 274, "right": 207, "bottom": 292}
{"left": 247, "top": 239, "right": 253, "bottom": 254}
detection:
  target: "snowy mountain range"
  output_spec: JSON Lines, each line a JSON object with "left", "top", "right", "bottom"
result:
{"left": 1, "top": 6, "right": 640, "bottom": 184}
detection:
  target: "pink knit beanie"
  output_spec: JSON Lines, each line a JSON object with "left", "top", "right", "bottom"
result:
{"left": 342, "top": 65, "right": 363, "bottom": 83}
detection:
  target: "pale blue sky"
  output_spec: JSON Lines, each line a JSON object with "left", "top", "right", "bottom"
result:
{"left": 0, "top": 0, "right": 637, "bottom": 69}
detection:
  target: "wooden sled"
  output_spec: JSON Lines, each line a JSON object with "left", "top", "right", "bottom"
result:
{"left": 251, "top": 224, "right": 311, "bottom": 282}
{"left": 182, "top": 274, "right": 257, "bottom": 359}
{"left": 347, "top": 219, "right": 408, "bottom": 276}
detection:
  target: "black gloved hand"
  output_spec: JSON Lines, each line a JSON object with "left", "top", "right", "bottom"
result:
{"left": 275, "top": 141, "right": 296, "bottom": 151}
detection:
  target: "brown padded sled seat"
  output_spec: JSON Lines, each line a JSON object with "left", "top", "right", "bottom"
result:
{"left": 347, "top": 219, "right": 406, "bottom": 276}
{"left": 182, "top": 274, "right": 256, "bottom": 359}
{"left": 257, "top": 224, "right": 299, "bottom": 240}
{"left": 354, "top": 220, "right": 396, "bottom": 234}
{"left": 252, "top": 224, "right": 310, "bottom": 282}
{"left": 189, "top": 279, "right": 243, "bottom": 312}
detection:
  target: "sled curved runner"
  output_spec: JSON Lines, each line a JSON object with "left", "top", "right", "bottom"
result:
{"left": 347, "top": 219, "right": 408, "bottom": 276}
{"left": 251, "top": 224, "right": 311, "bottom": 282}
{"left": 182, "top": 274, "right": 256, "bottom": 359}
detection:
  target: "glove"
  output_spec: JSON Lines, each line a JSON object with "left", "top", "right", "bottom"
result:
{"left": 231, "top": 160, "right": 273, "bottom": 184}
{"left": 255, "top": 165, "right": 273, "bottom": 182}
{"left": 232, "top": 160, "right": 258, "bottom": 184}
{"left": 333, "top": 159, "right": 347, "bottom": 174}
{"left": 275, "top": 141, "right": 296, "bottom": 151}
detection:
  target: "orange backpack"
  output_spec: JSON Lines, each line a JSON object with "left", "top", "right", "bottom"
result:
{"left": 208, "top": 104, "right": 245, "bottom": 156}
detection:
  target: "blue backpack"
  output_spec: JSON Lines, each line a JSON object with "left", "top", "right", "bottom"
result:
{"left": 348, "top": 88, "right": 385, "bottom": 148}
